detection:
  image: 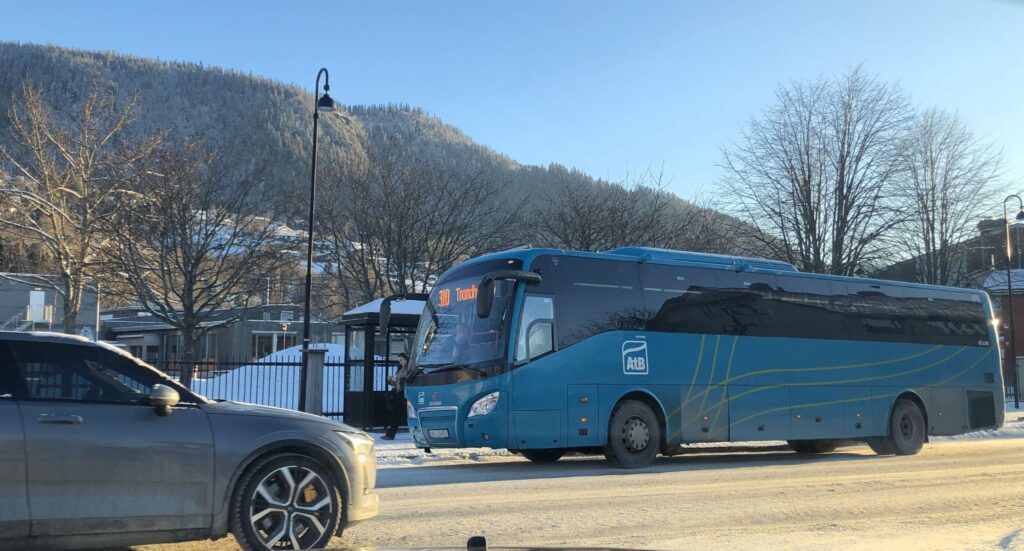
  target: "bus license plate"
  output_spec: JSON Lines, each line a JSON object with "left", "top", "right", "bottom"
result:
{"left": 428, "top": 429, "right": 450, "bottom": 439}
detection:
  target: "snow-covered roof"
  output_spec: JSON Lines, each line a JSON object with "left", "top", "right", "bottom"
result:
{"left": 982, "top": 270, "right": 1024, "bottom": 295}
{"left": 344, "top": 297, "right": 425, "bottom": 317}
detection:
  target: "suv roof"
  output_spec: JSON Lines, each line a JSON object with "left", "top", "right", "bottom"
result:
{"left": 0, "top": 331, "right": 94, "bottom": 345}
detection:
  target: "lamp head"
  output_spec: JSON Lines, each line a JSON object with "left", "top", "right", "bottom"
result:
{"left": 316, "top": 92, "right": 336, "bottom": 113}
{"left": 1015, "top": 209, "right": 1024, "bottom": 222}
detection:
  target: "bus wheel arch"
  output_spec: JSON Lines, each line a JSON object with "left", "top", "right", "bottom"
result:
{"left": 611, "top": 391, "right": 668, "bottom": 449}
{"left": 891, "top": 390, "right": 929, "bottom": 442}
{"left": 869, "top": 391, "right": 928, "bottom": 456}
{"left": 603, "top": 392, "right": 667, "bottom": 468}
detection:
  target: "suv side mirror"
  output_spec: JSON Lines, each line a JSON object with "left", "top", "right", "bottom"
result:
{"left": 150, "top": 384, "right": 180, "bottom": 416}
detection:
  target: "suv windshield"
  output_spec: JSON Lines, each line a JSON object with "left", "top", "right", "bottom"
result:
{"left": 411, "top": 274, "right": 515, "bottom": 373}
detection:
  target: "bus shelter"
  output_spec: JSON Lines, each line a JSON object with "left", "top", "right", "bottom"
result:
{"left": 339, "top": 295, "right": 424, "bottom": 430}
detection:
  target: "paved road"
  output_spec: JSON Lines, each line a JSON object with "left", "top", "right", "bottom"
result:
{"left": 141, "top": 436, "right": 1024, "bottom": 550}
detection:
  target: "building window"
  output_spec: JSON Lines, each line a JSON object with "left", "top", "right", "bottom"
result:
{"left": 251, "top": 332, "right": 298, "bottom": 360}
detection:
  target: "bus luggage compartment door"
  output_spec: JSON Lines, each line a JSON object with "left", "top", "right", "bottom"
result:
{"left": 730, "top": 385, "right": 791, "bottom": 441}
{"left": 679, "top": 385, "right": 729, "bottom": 442}
{"left": 512, "top": 410, "right": 563, "bottom": 449}
{"left": 790, "top": 386, "right": 846, "bottom": 440}
{"left": 567, "top": 385, "right": 600, "bottom": 447}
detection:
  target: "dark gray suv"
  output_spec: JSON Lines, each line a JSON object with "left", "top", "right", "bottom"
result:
{"left": 0, "top": 331, "right": 378, "bottom": 550}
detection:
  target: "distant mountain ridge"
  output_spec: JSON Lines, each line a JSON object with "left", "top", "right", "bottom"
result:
{"left": 0, "top": 42, "right": 729, "bottom": 247}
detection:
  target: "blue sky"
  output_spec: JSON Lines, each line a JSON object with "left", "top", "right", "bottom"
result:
{"left": 2, "top": 0, "right": 1023, "bottom": 199}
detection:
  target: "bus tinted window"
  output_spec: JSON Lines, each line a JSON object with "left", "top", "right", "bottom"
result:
{"left": 897, "top": 287, "right": 988, "bottom": 346}
{"left": 641, "top": 264, "right": 716, "bottom": 334}
{"left": 533, "top": 255, "right": 644, "bottom": 349}
{"left": 838, "top": 282, "right": 909, "bottom": 342}
{"left": 773, "top": 276, "right": 850, "bottom": 340}
{"left": 640, "top": 263, "right": 987, "bottom": 347}
{"left": 538, "top": 255, "right": 988, "bottom": 348}
{"left": 709, "top": 271, "right": 780, "bottom": 336}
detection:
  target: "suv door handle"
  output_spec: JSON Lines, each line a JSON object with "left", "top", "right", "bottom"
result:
{"left": 37, "top": 414, "right": 83, "bottom": 425}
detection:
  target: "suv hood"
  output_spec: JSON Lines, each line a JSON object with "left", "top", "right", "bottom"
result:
{"left": 201, "top": 400, "right": 357, "bottom": 430}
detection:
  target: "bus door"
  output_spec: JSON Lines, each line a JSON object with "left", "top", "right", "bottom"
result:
{"left": 509, "top": 294, "right": 564, "bottom": 449}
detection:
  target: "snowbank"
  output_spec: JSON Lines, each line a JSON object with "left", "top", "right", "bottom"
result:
{"left": 190, "top": 344, "right": 368, "bottom": 411}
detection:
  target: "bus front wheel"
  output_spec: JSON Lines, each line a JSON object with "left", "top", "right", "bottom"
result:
{"left": 870, "top": 398, "right": 926, "bottom": 456}
{"left": 521, "top": 449, "right": 565, "bottom": 463}
{"left": 604, "top": 400, "right": 661, "bottom": 469}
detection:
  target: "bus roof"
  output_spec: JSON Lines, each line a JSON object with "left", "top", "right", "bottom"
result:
{"left": 458, "top": 247, "right": 985, "bottom": 299}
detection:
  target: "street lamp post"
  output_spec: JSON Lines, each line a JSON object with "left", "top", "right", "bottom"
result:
{"left": 299, "top": 68, "right": 336, "bottom": 412}
{"left": 1003, "top": 194, "right": 1024, "bottom": 409}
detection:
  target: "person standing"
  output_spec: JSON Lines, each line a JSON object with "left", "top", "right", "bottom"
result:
{"left": 382, "top": 353, "right": 412, "bottom": 440}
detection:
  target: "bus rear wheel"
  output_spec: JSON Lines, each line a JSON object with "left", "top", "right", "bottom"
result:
{"left": 787, "top": 440, "right": 837, "bottom": 454}
{"left": 870, "top": 398, "right": 926, "bottom": 456}
{"left": 603, "top": 400, "right": 661, "bottom": 469}
{"left": 521, "top": 449, "right": 565, "bottom": 463}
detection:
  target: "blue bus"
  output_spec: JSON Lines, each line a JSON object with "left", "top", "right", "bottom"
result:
{"left": 401, "top": 247, "right": 1004, "bottom": 468}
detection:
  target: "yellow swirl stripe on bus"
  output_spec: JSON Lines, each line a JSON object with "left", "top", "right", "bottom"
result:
{"left": 678, "top": 343, "right": 948, "bottom": 414}
{"left": 729, "top": 392, "right": 884, "bottom": 430}
{"left": 668, "top": 345, "right": 977, "bottom": 440}
{"left": 692, "top": 335, "right": 722, "bottom": 426}
{"left": 710, "top": 336, "right": 740, "bottom": 429}
{"left": 928, "top": 347, "right": 994, "bottom": 388}
{"left": 678, "top": 334, "right": 707, "bottom": 415}
{"left": 724, "top": 347, "right": 990, "bottom": 430}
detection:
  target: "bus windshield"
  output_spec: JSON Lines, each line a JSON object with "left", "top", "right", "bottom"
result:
{"left": 411, "top": 274, "right": 514, "bottom": 372}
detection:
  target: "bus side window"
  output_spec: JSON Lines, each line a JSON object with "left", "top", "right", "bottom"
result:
{"left": 640, "top": 263, "right": 716, "bottom": 334}
{"left": 516, "top": 295, "right": 555, "bottom": 363}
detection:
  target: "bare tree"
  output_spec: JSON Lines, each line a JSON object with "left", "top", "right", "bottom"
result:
{"left": 0, "top": 83, "right": 160, "bottom": 332}
{"left": 319, "top": 132, "right": 516, "bottom": 312}
{"left": 103, "top": 142, "right": 285, "bottom": 387}
{"left": 719, "top": 66, "right": 912, "bottom": 274}
{"left": 526, "top": 169, "right": 708, "bottom": 252}
{"left": 896, "top": 109, "right": 1002, "bottom": 285}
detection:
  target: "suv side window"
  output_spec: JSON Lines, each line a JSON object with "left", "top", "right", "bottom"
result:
{"left": 10, "top": 342, "right": 161, "bottom": 404}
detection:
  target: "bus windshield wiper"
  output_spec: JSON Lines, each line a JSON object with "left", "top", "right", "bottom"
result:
{"left": 425, "top": 363, "right": 488, "bottom": 378}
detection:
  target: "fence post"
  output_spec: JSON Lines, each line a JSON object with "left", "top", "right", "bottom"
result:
{"left": 303, "top": 349, "right": 326, "bottom": 415}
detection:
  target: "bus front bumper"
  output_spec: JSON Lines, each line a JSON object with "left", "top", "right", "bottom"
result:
{"left": 408, "top": 408, "right": 508, "bottom": 449}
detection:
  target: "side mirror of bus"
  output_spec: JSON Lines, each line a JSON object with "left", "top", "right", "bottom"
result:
{"left": 477, "top": 279, "right": 495, "bottom": 318}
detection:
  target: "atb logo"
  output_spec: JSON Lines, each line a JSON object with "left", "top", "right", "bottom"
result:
{"left": 622, "top": 338, "right": 649, "bottom": 375}
{"left": 417, "top": 391, "right": 425, "bottom": 405}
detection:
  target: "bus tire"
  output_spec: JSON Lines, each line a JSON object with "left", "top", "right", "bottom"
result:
{"left": 872, "top": 398, "right": 926, "bottom": 456}
{"left": 521, "top": 449, "right": 565, "bottom": 463}
{"left": 603, "top": 400, "right": 661, "bottom": 469}
{"left": 867, "top": 437, "right": 894, "bottom": 455}
{"left": 787, "top": 440, "right": 837, "bottom": 454}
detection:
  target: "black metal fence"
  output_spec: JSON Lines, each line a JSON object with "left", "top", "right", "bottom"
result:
{"left": 157, "top": 355, "right": 401, "bottom": 421}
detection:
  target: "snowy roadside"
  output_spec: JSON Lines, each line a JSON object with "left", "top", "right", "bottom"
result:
{"left": 370, "top": 401, "right": 1024, "bottom": 467}
{"left": 370, "top": 433, "right": 516, "bottom": 468}
{"left": 371, "top": 434, "right": 789, "bottom": 468}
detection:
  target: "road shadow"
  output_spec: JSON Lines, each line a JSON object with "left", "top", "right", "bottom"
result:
{"left": 377, "top": 445, "right": 877, "bottom": 489}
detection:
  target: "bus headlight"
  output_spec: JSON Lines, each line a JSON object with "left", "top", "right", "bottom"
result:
{"left": 407, "top": 400, "right": 417, "bottom": 420}
{"left": 468, "top": 391, "right": 500, "bottom": 417}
